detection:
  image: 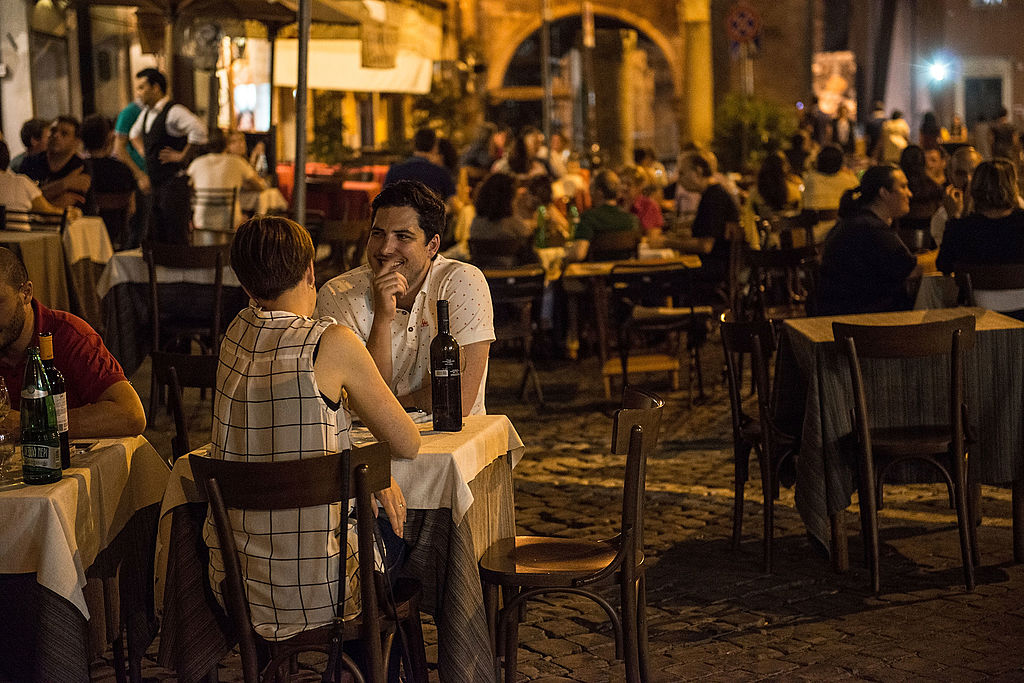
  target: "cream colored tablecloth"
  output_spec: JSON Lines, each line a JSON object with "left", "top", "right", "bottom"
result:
{"left": 0, "top": 230, "right": 69, "bottom": 310}
{"left": 0, "top": 436, "right": 169, "bottom": 618}
{"left": 64, "top": 216, "right": 114, "bottom": 266}
{"left": 96, "top": 247, "right": 242, "bottom": 299}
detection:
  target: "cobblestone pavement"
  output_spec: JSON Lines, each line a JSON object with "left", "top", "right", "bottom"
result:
{"left": 93, "top": 341, "right": 1024, "bottom": 682}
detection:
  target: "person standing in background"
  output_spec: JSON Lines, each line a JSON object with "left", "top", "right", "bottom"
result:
{"left": 129, "top": 68, "right": 208, "bottom": 244}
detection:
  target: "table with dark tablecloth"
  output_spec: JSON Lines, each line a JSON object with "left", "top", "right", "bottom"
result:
{"left": 775, "top": 307, "right": 1024, "bottom": 563}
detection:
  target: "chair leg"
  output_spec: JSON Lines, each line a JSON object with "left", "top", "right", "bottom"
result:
{"left": 502, "top": 606, "right": 520, "bottom": 683}
{"left": 731, "top": 443, "right": 752, "bottom": 550}
{"left": 953, "top": 461, "right": 976, "bottom": 591}
{"left": 111, "top": 634, "right": 128, "bottom": 683}
{"left": 620, "top": 575, "right": 640, "bottom": 683}
{"left": 859, "top": 456, "right": 881, "bottom": 593}
{"left": 636, "top": 574, "right": 650, "bottom": 683}
{"left": 484, "top": 583, "right": 499, "bottom": 662}
{"left": 399, "top": 602, "right": 428, "bottom": 682}
{"left": 760, "top": 451, "right": 774, "bottom": 574}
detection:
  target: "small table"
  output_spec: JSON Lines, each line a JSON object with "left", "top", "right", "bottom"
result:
{"left": 776, "top": 307, "right": 1024, "bottom": 567}
{"left": 0, "top": 436, "right": 170, "bottom": 681}
{"left": 96, "top": 248, "right": 248, "bottom": 376}
{"left": 154, "top": 414, "right": 524, "bottom": 683}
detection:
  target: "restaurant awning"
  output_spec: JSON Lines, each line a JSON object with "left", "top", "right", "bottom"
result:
{"left": 273, "top": 38, "right": 434, "bottom": 94}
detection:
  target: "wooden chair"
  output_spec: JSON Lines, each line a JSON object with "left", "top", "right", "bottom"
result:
{"left": 743, "top": 245, "right": 819, "bottom": 320}
{"left": 603, "top": 262, "right": 713, "bottom": 400}
{"left": 480, "top": 387, "right": 664, "bottom": 683}
{"left": 191, "top": 187, "right": 239, "bottom": 245}
{"left": 483, "top": 265, "right": 546, "bottom": 402}
{"left": 190, "top": 444, "right": 428, "bottom": 683}
{"left": 306, "top": 178, "right": 371, "bottom": 272}
{"left": 833, "top": 316, "right": 978, "bottom": 593}
{"left": 954, "top": 263, "right": 1024, "bottom": 319}
{"left": 719, "top": 312, "right": 798, "bottom": 573}
{"left": 149, "top": 351, "right": 218, "bottom": 463}
{"left": 93, "top": 191, "right": 134, "bottom": 249}
{"left": 469, "top": 237, "right": 536, "bottom": 270}
{"left": 588, "top": 229, "right": 640, "bottom": 261}
{"left": 143, "top": 241, "right": 231, "bottom": 417}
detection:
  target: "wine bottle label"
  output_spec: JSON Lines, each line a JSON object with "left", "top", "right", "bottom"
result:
{"left": 23, "top": 443, "right": 61, "bottom": 469}
{"left": 22, "top": 387, "right": 48, "bottom": 399}
{"left": 434, "top": 368, "right": 460, "bottom": 377}
{"left": 52, "top": 392, "right": 69, "bottom": 432}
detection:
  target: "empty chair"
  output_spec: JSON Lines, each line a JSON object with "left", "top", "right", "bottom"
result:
{"left": 720, "top": 312, "right": 798, "bottom": 573}
{"left": 190, "top": 443, "right": 428, "bottom": 683}
{"left": 469, "top": 237, "right": 537, "bottom": 270}
{"left": 744, "top": 244, "right": 819, "bottom": 320}
{"left": 833, "top": 316, "right": 978, "bottom": 593}
{"left": 480, "top": 387, "right": 664, "bottom": 683}
{"left": 144, "top": 241, "right": 231, "bottom": 416}
{"left": 954, "top": 262, "right": 1024, "bottom": 320}
{"left": 604, "top": 262, "right": 712, "bottom": 400}
{"left": 482, "top": 265, "right": 546, "bottom": 402}
{"left": 191, "top": 187, "right": 238, "bottom": 245}
{"left": 149, "top": 351, "right": 218, "bottom": 463}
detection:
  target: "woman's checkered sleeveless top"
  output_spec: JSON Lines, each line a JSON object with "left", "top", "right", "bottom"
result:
{"left": 204, "top": 305, "right": 357, "bottom": 640}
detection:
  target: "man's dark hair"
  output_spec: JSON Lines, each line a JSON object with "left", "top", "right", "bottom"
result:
{"left": 136, "top": 67, "right": 167, "bottom": 94}
{"left": 20, "top": 119, "right": 48, "bottom": 148}
{"left": 0, "top": 247, "right": 29, "bottom": 291}
{"left": 0, "top": 141, "right": 10, "bottom": 172}
{"left": 412, "top": 128, "right": 438, "bottom": 153}
{"left": 681, "top": 150, "right": 713, "bottom": 178}
{"left": 81, "top": 114, "right": 111, "bottom": 152}
{"left": 231, "top": 215, "right": 314, "bottom": 301}
{"left": 52, "top": 115, "right": 82, "bottom": 139}
{"left": 474, "top": 172, "right": 517, "bottom": 221}
{"left": 816, "top": 144, "right": 844, "bottom": 174}
{"left": 371, "top": 180, "right": 446, "bottom": 243}
{"left": 207, "top": 128, "right": 227, "bottom": 153}
{"left": 591, "top": 169, "right": 621, "bottom": 203}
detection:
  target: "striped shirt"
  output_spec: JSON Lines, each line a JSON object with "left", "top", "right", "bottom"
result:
{"left": 204, "top": 305, "right": 358, "bottom": 640}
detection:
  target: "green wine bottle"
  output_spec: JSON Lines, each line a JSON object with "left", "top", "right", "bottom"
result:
{"left": 21, "top": 347, "right": 61, "bottom": 485}
{"left": 39, "top": 333, "right": 70, "bottom": 469}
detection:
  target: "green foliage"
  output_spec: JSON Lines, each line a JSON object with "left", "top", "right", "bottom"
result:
{"left": 713, "top": 93, "right": 798, "bottom": 172}
{"left": 411, "top": 73, "right": 461, "bottom": 139}
{"left": 309, "top": 90, "right": 353, "bottom": 165}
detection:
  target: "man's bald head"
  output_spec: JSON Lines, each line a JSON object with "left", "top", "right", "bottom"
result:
{"left": 949, "top": 146, "right": 983, "bottom": 191}
{"left": 0, "top": 248, "right": 28, "bottom": 291}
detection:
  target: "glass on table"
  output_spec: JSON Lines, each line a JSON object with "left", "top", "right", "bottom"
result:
{"left": 0, "top": 431, "right": 14, "bottom": 483}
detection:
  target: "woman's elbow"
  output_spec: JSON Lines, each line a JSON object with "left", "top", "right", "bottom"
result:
{"left": 394, "top": 430, "right": 421, "bottom": 460}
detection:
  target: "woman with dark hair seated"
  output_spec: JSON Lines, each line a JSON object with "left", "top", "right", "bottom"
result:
{"left": 817, "top": 164, "right": 918, "bottom": 315}
{"left": 467, "top": 172, "right": 536, "bottom": 267}
{"left": 936, "top": 159, "right": 1024, "bottom": 274}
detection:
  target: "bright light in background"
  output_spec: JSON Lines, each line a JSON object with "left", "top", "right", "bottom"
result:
{"left": 929, "top": 61, "right": 949, "bottom": 82}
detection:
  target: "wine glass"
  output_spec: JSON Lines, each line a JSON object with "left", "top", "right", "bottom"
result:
{"left": 0, "top": 376, "right": 9, "bottom": 423}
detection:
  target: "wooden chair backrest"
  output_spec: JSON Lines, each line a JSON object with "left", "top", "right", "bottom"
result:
{"left": 955, "top": 263, "right": 1024, "bottom": 312}
{"left": 589, "top": 229, "right": 640, "bottom": 261}
{"left": 150, "top": 351, "right": 219, "bottom": 462}
{"left": 469, "top": 237, "right": 534, "bottom": 270}
{"left": 719, "top": 312, "right": 777, "bottom": 441}
{"left": 190, "top": 442, "right": 391, "bottom": 683}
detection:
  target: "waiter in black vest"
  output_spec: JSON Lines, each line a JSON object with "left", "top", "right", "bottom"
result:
{"left": 129, "top": 68, "right": 207, "bottom": 244}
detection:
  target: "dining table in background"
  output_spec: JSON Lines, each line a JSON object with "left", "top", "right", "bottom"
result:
{"left": 154, "top": 414, "right": 525, "bottom": 683}
{"left": 0, "top": 436, "right": 170, "bottom": 682}
{"left": 96, "top": 248, "right": 249, "bottom": 377}
{"left": 774, "top": 307, "right": 1024, "bottom": 569}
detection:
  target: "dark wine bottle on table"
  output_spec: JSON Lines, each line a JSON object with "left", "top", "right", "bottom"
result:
{"left": 39, "top": 333, "right": 70, "bottom": 468}
{"left": 431, "top": 300, "right": 462, "bottom": 432}
{"left": 21, "top": 347, "right": 62, "bottom": 484}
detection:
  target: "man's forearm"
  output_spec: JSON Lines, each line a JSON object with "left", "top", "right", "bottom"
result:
{"left": 68, "top": 401, "right": 146, "bottom": 438}
{"left": 366, "top": 318, "right": 395, "bottom": 390}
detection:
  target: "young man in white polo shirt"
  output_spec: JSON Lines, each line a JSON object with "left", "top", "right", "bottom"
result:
{"left": 318, "top": 180, "right": 494, "bottom": 415}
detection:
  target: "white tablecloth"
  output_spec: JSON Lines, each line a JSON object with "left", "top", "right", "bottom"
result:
{"left": 96, "top": 247, "right": 242, "bottom": 299}
{"left": 64, "top": 216, "right": 114, "bottom": 266}
{"left": 0, "top": 436, "right": 170, "bottom": 618}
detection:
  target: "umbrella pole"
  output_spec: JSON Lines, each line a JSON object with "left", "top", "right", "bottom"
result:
{"left": 293, "top": 0, "right": 311, "bottom": 224}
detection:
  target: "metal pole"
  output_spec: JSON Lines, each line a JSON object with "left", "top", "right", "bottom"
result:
{"left": 540, "top": 0, "right": 552, "bottom": 143}
{"left": 581, "top": 0, "right": 599, "bottom": 167}
{"left": 294, "top": 0, "right": 311, "bottom": 223}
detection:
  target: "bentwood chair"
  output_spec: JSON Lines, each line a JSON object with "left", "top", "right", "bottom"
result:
{"left": 143, "top": 241, "right": 230, "bottom": 417}
{"left": 833, "top": 316, "right": 978, "bottom": 593}
{"left": 743, "top": 245, "right": 819, "bottom": 320}
{"left": 604, "top": 262, "right": 713, "bottom": 400}
{"left": 954, "top": 262, "right": 1024, "bottom": 321}
{"left": 720, "top": 312, "right": 798, "bottom": 573}
{"left": 93, "top": 191, "right": 135, "bottom": 249}
{"left": 191, "top": 187, "right": 239, "bottom": 245}
{"left": 190, "top": 444, "right": 428, "bottom": 683}
{"left": 149, "top": 351, "right": 219, "bottom": 463}
{"left": 483, "top": 265, "right": 546, "bottom": 402}
{"left": 480, "top": 387, "right": 664, "bottom": 683}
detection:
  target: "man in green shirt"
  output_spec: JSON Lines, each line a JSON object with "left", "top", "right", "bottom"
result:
{"left": 575, "top": 169, "right": 640, "bottom": 260}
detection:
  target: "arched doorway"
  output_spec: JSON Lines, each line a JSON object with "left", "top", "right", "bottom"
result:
{"left": 489, "top": 14, "right": 679, "bottom": 166}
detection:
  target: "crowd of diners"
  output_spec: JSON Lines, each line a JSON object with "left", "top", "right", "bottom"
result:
{"left": 5, "top": 74, "right": 1024, "bottom": 675}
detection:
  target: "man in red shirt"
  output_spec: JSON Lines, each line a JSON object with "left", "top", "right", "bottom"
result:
{"left": 0, "top": 248, "right": 146, "bottom": 438}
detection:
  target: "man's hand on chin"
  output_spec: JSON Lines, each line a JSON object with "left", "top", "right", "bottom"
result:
{"left": 372, "top": 261, "right": 408, "bottom": 320}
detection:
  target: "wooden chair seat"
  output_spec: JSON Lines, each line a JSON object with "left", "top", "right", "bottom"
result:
{"left": 480, "top": 536, "right": 623, "bottom": 581}
{"left": 869, "top": 425, "right": 955, "bottom": 456}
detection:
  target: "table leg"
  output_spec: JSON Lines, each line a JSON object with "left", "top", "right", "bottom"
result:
{"left": 593, "top": 278, "right": 610, "bottom": 368}
{"left": 1014, "top": 479, "right": 1024, "bottom": 564}
{"left": 830, "top": 511, "right": 848, "bottom": 573}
